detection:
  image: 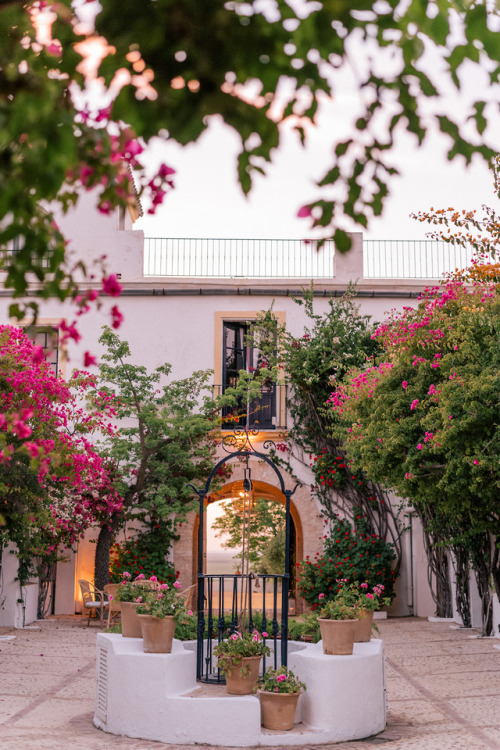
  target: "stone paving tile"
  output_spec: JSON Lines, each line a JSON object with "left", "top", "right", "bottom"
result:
{"left": 387, "top": 698, "right": 448, "bottom": 725}
{"left": 0, "top": 654, "right": 93, "bottom": 675}
{"left": 412, "top": 671, "right": 500, "bottom": 700}
{"left": 485, "top": 728, "right": 500, "bottom": 743}
{"left": 384, "top": 662, "right": 400, "bottom": 678}
{"left": 385, "top": 676, "right": 424, "bottom": 701}
{"left": 443, "top": 639, "right": 500, "bottom": 655}
{"left": 54, "top": 675, "right": 96, "bottom": 700}
{"left": 392, "top": 653, "right": 500, "bottom": 675}
{"left": 0, "top": 672, "right": 68, "bottom": 697}
{"left": 11, "top": 698, "right": 99, "bottom": 729}
{"left": 365, "top": 731, "right": 493, "bottom": 749}
{"left": 0, "top": 696, "right": 35, "bottom": 721}
{"left": 447, "top": 695, "right": 500, "bottom": 728}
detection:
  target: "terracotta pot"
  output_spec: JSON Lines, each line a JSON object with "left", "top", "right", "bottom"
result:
{"left": 258, "top": 690, "right": 301, "bottom": 731}
{"left": 354, "top": 610, "right": 374, "bottom": 642}
{"left": 120, "top": 601, "right": 142, "bottom": 638}
{"left": 224, "top": 655, "right": 262, "bottom": 695}
{"left": 138, "top": 614, "right": 176, "bottom": 653}
{"left": 318, "top": 617, "right": 358, "bottom": 655}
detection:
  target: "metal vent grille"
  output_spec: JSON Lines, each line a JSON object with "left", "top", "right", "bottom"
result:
{"left": 95, "top": 644, "right": 108, "bottom": 723}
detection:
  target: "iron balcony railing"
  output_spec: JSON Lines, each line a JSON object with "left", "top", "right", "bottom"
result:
{"left": 213, "top": 383, "right": 287, "bottom": 431}
{"left": 1, "top": 237, "right": 51, "bottom": 270}
{"left": 197, "top": 573, "right": 288, "bottom": 684}
{"left": 363, "top": 239, "right": 473, "bottom": 279}
{"left": 144, "top": 237, "right": 336, "bottom": 278}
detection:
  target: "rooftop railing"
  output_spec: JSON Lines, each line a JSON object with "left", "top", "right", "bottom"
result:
{"left": 363, "top": 239, "right": 473, "bottom": 279}
{"left": 144, "top": 237, "right": 476, "bottom": 280}
{"left": 144, "top": 237, "right": 335, "bottom": 278}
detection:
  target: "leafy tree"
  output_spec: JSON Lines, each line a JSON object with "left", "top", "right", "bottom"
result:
{"left": 332, "top": 271, "right": 500, "bottom": 632}
{"left": 257, "top": 526, "right": 287, "bottom": 576}
{"left": 88, "top": 326, "right": 220, "bottom": 588}
{"left": 2, "top": 1, "right": 500, "bottom": 324}
{"left": 250, "top": 290, "right": 403, "bottom": 572}
{"left": 90, "top": 326, "right": 265, "bottom": 589}
{"left": 212, "top": 497, "right": 286, "bottom": 572}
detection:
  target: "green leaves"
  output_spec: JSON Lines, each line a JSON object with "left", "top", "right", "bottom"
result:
{"left": 3, "top": 0, "right": 500, "bottom": 314}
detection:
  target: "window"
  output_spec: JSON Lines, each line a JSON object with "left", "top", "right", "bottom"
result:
{"left": 3, "top": 236, "right": 51, "bottom": 269}
{"left": 25, "top": 326, "right": 59, "bottom": 375}
{"left": 221, "top": 321, "right": 276, "bottom": 429}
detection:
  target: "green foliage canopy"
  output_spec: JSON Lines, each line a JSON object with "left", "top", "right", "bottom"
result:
{"left": 251, "top": 290, "right": 401, "bottom": 563}
{"left": 2, "top": 1, "right": 500, "bottom": 321}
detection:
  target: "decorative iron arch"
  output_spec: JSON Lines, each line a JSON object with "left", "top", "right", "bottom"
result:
{"left": 187, "top": 427, "right": 301, "bottom": 683}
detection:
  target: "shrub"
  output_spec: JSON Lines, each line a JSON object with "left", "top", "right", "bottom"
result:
{"left": 298, "top": 516, "right": 397, "bottom": 608}
{"left": 110, "top": 523, "right": 176, "bottom": 584}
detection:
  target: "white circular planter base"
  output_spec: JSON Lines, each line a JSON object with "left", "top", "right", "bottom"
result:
{"left": 94, "top": 634, "right": 386, "bottom": 747}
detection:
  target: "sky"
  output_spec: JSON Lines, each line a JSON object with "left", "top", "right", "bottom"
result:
{"left": 135, "top": 55, "right": 500, "bottom": 244}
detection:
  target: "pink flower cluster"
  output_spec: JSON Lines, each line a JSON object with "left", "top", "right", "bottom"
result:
{"left": 0, "top": 325, "right": 124, "bottom": 547}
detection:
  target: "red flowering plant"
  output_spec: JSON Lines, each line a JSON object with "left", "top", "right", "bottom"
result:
{"left": 110, "top": 521, "right": 176, "bottom": 584}
{"left": 298, "top": 515, "right": 396, "bottom": 609}
{"left": 310, "top": 448, "right": 365, "bottom": 493}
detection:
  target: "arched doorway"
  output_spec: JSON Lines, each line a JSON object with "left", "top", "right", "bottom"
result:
{"left": 193, "top": 479, "right": 304, "bottom": 609}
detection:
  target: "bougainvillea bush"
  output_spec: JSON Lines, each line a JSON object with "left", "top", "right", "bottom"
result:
{"left": 298, "top": 516, "right": 397, "bottom": 609}
{"left": 330, "top": 267, "right": 500, "bottom": 632}
{"left": 0, "top": 325, "right": 123, "bottom": 585}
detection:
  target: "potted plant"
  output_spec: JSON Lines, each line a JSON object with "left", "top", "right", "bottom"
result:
{"left": 317, "top": 579, "right": 361, "bottom": 655}
{"left": 115, "top": 572, "right": 159, "bottom": 638}
{"left": 353, "top": 583, "right": 391, "bottom": 642}
{"left": 214, "top": 630, "right": 271, "bottom": 695}
{"left": 136, "top": 580, "right": 188, "bottom": 653}
{"left": 257, "top": 666, "right": 306, "bottom": 730}
{"left": 299, "top": 613, "right": 321, "bottom": 643}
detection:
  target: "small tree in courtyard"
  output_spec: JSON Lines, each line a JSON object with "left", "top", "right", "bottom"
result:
{"left": 90, "top": 326, "right": 265, "bottom": 590}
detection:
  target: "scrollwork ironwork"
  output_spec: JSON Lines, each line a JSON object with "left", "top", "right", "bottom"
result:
{"left": 221, "top": 425, "right": 260, "bottom": 454}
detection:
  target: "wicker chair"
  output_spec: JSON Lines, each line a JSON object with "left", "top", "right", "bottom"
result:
{"left": 181, "top": 583, "right": 197, "bottom": 613}
{"left": 78, "top": 580, "right": 108, "bottom": 625}
{"left": 104, "top": 583, "right": 121, "bottom": 628}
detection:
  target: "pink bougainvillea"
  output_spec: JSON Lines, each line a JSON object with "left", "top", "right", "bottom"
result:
{"left": 0, "top": 325, "right": 124, "bottom": 556}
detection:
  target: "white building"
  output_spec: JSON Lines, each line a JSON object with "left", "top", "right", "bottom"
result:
{"left": 1, "top": 194, "right": 496, "bottom": 632}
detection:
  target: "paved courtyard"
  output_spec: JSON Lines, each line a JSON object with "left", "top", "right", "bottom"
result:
{"left": 0, "top": 616, "right": 499, "bottom": 750}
